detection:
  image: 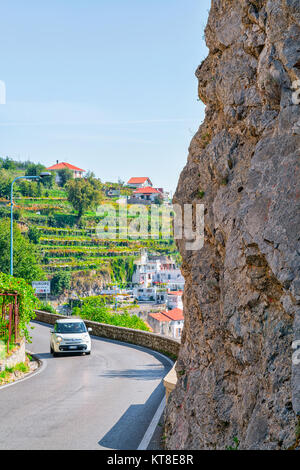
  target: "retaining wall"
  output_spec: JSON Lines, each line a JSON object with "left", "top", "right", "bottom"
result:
{"left": 0, "top": 338, "right": 26, "bottom": 371}
{"left": 34, "top": 310, "right": 180, "bottom": 358}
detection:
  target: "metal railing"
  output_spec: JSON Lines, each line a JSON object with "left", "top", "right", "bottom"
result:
{"left": 0, "top": 292, "right": 20, "bottom": 354}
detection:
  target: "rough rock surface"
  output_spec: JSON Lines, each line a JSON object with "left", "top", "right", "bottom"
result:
{"left": 165, "top": 0, "right": 300, "bottom": 450}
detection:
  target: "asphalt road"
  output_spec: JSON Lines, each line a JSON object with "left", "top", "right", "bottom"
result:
{"left": 0, "top": 321, "right": 172, "bottom": 450}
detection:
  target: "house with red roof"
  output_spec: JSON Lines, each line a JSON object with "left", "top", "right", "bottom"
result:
{"left": 46, "top": 161, "right": 85, "bottom": 183}
{"left": 148, "top": 308, "right": 184, "bottom": 339}
{"left": 126, "top": 177, "right": 153, "bottom": 188}
{"left": 132, "top": 186, "right": 163, "bottom": 203}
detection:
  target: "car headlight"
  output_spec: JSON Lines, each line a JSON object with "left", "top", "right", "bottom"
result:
{"left": 56, "top": 336, "right": 63, "bottom": 343}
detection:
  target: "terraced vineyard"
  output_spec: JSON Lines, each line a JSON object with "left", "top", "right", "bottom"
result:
{"left": 1, "top": 186, "right": 178, "bottom": 287}
{"left": 38, "top": 225, "right": 176, "bottom": 278}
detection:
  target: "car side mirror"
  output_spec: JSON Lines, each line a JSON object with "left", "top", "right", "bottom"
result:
{"left": 88, "top": 327, "right": 92, "bottom": 333}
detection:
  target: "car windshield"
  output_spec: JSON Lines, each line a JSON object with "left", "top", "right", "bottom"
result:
{"left": 55, "top": 322, "right": 87, "bottom": 334}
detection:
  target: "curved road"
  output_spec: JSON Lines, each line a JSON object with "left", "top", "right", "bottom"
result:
{"left": 0, "top": 321, "right": 172, "bottom": 450}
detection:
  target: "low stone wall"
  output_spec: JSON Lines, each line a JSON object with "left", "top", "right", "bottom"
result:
{"left": 34, "top": 310, "right": 180, "bottom": 359}
{"left": 0, "top": 338, "right": 26, "bottom": 371}
{"left": 163, "top": 364, "right": 178, "bottom": 403}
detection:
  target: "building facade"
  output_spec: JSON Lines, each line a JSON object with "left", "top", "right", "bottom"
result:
{"left": 148, "top": 308, "right": 184, "bottom": 339}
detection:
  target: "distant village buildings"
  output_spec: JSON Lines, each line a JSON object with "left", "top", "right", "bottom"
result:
{"left": 132, "top": 250, "right": 184, "bottom": 340}
{"left": 132, "top": 250, "right": 184, "bottom": 291}
{"left": 148, "top": 308, "right": 184, "bottom": 339}
{"left": 126, "top": 176, "right": 170, "bottom": 205}
{"left": 167, "top": 291, "right": 183, "bottom": 310}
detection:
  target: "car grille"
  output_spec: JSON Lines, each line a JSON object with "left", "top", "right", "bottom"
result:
{"left": 64, "top": 339, "right": 82, "bottom": 344}
{"left": 59, "top": 344, "right": 87, "bottom": 351}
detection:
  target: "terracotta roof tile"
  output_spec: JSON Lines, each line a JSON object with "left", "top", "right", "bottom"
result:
{"left": 46, "top": 162, "right": 85, "bottom": 172}
{"left": 133, "top": 186, "right": 161, "bottom": 194}
{"left": 167, "top": 291, "right": 183, "bottom": 296}
{"left": 149, "top": 308, "right": 184, "bottom": 322}
{"left": 127, "top": 177, "right": 152, "bottom": 184}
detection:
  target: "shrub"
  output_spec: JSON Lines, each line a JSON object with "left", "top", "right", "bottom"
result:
{"left": 0, "top": 219, "right": 45, "bottom": 283}
{"left": 51, "top": 271, "right": 71, "bottom": 296}
{"left": 73, "top": 295, "right": 149, "bottom": 331}
{"left": 38, "top": 301, "right": 57, "bottom": 314}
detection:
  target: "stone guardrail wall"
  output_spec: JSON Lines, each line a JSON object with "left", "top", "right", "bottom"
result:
{"left": 34, "top": 310, "right": 180, "bottom": 359}
{"left": 163, "top": 363, "right": 178, "bottom": 403}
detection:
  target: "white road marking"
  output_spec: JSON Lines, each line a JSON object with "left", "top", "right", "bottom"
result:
{"left": 137, "top": 396, "right": 166, "bottom": 450}
{"left": 137, "top": 350, "right": 174, "bottom": 450}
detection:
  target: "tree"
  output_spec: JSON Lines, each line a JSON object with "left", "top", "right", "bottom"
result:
{"left": 66, "top": 178, "right": 103, "bottom": 220}
{"left": 25, "top": 163, "right": 46, "bottom": 177}
{"left": 0, "top": 219, "right": 45, "bottom": 283}
{"left": 18, "top": 179, "right": 40, "bottom": 197}
{"left": 40, "top": 172, "right": 55, "bottom": 189}
{"left": 57, "top": 168, "right": 73, "bottom": 187}
{"left": 0, "top": 169, "right": 12, "bottom": 199}
{"left": 51, "top": 271, "right": 71, "bottom": 296}
{"left": 25, "top": 163, "right": 55, "bottom": 188}
{"left": 1, "top": 157, "right": 16, "bottom": 171}
{"left": 85, "top": 170, "right": 96, "bottom": 180}
{"left": 27, "top": 226, "right": 40, "bottom": 244}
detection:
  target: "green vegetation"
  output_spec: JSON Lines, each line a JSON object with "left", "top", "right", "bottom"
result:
{"left": 72, "top": 295, "right": 150, "bottom": 331}
{"left": 196, "top": 190, "right": 205, "bottom": 199}
{"left": 66, "top": 177, "right": 103, "bottom": 221}
{"left": 0, "top": 361, "right": 30, "bottom": 385}
{"left": 38, "top": 301, "right": 57, "bottom": 314}
{"left": 0, "top": 272, "right": 39, "bottom": 342}
{"left": 221, "top": 176, "right": 229, "bottom": 186}
{"left": 0, "top": 157, "right": 179, "bottom": 303}
{"left": 50, "top": 271, "right": 71, "bottom": 296}
{"left": 110, "top": 257, "right": 135, "bottom": 284}
{"left": 226, "top": 436, "right": 240, "bottom": 450}
{"left": 27, "top": 226, "right": 41, "bottom": 244}
{"left": 57, "top": 168, "right": 73, "bottom": 187}
{"left": 0, "top": 219, "right": 45, "bottom": 283}
{"left": 0, "top": 169, "right": 13, "bottom": 198}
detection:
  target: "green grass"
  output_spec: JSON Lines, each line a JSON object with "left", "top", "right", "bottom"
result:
{"left": 0, "top": 362, "right": 30, "bottom": 383}
{"left": 14, "top": 362, "right": 30, "bottom": 373}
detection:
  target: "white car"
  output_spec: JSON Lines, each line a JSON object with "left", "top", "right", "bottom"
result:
{"left": 50, "top": 318, "right": 92, "bottom": 356}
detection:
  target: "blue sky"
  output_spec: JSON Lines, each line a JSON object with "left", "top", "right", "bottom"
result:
{"left": 0, "top": 0, "right": 211, "bottom": 194}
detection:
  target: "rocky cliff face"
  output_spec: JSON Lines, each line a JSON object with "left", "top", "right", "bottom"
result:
{"left": 165, "top": 0, "right": 300, "bottom": 450}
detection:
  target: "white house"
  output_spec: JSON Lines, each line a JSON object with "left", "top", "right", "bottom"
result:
{"left": 153, "top": 269, "right": 185, "bottom": 290}
{"left": 126, "top": 177, "right": 153, "bottom": 188}
{"left": 132, "top": 250, "right": 160, "bottom": 287}
{"left": 132, "top": 250, "right": 185, "bottom": 292}
{"left": 133, "top": 286, "right": 167, "bottom": 304}
{"left": 148, "top": 308, "right": 184, "bottom": 339}
{"left": 133, "top": 286, "right": 157, "bottom": 302}
{"left": 131, "top": 186, "right": 163, "bottom": 203}
{"left": 167, "top": 291, "right": 183, "bottom": 310}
